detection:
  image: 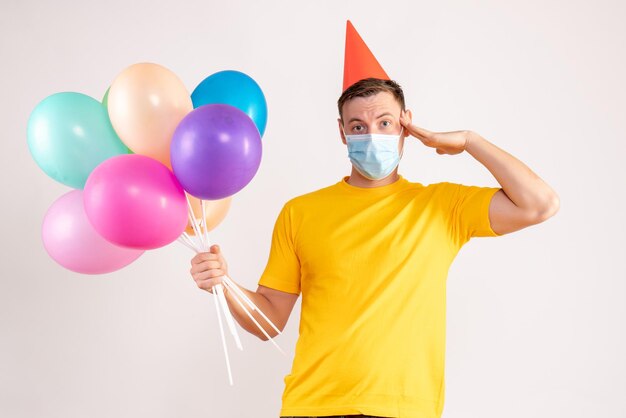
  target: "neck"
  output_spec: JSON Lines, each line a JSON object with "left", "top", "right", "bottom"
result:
{"left": 346, "top": 167, "right": 400, "bottom": 188}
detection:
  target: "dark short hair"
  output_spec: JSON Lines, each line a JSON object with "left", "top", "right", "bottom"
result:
{"left": 337, "top": 78, "right": 405, "bottom": 122}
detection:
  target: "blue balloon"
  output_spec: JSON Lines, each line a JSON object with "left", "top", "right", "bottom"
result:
{"left": 191, "top": 70, "right": 268, "bottom": 137}
{"left": 27, "top": 92, "right": 131, "bottom": 189}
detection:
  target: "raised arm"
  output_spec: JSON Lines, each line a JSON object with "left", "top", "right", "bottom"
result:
{"left": 399, "top": 111, "right": 560, "bottom": 235}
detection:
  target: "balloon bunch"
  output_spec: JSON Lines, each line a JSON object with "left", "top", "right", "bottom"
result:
{"left": 28, "top": 63, "right": 283, "bottom": 385}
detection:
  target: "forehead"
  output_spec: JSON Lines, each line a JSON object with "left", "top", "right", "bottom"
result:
{"left": 342, "top": 91, "right": 402, "bottom": 120}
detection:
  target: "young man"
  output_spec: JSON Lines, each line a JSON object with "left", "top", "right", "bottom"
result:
{"left": 189, "top": 22, "right": 559, "bottom": 418}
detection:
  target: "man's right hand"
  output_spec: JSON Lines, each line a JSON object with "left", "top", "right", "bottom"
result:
{"left": 190, "top": 245, "right": 228, "bottom": 294}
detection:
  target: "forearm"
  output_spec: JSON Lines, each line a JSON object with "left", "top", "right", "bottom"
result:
{"left": 465, "top": 131, "right": 559, "bottom": 215}
{"left": 221, "top": 279, "right": 279, "bottom": 340}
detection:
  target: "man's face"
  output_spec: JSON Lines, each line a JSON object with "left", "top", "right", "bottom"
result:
{"left": 338, "top": 91, "right": 411, "bottom": 151}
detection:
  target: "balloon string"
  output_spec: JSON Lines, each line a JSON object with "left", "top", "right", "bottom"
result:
{"left": 179, "top": 232, "right": 197, "bottom": 251}
{"left": 215, "top": 283, "right": 243, "bottom": 351}
{"left": 181, "top": 231, "right": 201, "bottom": 252}
{"left": 213, "top": 282, "right": 234, "bottom": 386}
{"left": 222, "top": 275, "right": 283, "bottom": 337}
{"left": 200, "top": 202, "right": 243, "bottom": 353}
{"left": 201, "top": 200, "right": 211, "bottom": 250}
{"left": 222, "top": 280, "right": 285, "bottom": 355}
{"left": 184, "top": 197, "right": 243, "bottom": 376}
{"left": 183, "top": 197, "right": 234, "bottom": 381}
{"left": 178, "top": 198, "right": 283, "bottom": 382}
{"left": 185, "top": 195, "right": 206, "bottom": 251}
{"left": 177, "top": 236, "right": 197, "bottom": 253}
{"left": 177, "top": 238, "right": 284, "bottom": 355}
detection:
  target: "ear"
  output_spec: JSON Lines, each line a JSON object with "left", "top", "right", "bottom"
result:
{"left": 401, "top": 109, "right": 413, "bottom": 139}
{"left": 338, "top": 118, "right": 347, "bottom": 145}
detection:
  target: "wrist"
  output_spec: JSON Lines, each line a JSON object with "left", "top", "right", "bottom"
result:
{"left": 464, "top": 130, "right": 480, "bottom": 153}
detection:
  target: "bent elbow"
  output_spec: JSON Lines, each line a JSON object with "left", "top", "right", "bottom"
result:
{"left": 257, "top": 329, "right": 280, "bottom": 341}
{"left": 536, "top": 192, "right": 560, "bottom": 222}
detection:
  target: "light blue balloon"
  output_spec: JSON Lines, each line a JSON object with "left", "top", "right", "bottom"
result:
{"left": 191, "top": 70, "right": 268, "bottom": 137}
{"left": 27, "top": 92, "right": 131, "bottom": 189}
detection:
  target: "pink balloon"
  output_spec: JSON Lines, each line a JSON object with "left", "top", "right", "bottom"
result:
{"left": 42, "top": 190, "right": 144, "bottom": 274}
{"left": 83, "top": 154, "right": 188, "bottom": 249}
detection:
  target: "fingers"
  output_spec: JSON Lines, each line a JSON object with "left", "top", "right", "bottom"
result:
{"left": 190, "top": 245, "right": 228, "bottom": 294}
{"left": 191, "top": 251, "right": 220, "bottom": 264}
{"left": 399, "top": 112, "right": 434, "bottom": 142}
{"left": 190, "top": 261, "right": 226, "bottom": 292}
{"left": 399, "top": 110, "right": 411, "bottom": 130}
{"left": 191, "top": 246, "right": 223, "bottom": 266}
{"left": 190, "top": 258, "right": 225, "bottom": 278}
{"left": 398, "top": 115, "right": 468, "bottom": 154}
{"left": 192, "top": 268, "right": 226, "bottom": 282}
{"left": 194, "top": 275, "right": 225, "bottom": 293}
{"left": 190, "top": 260, "right": 222, "bottom": 273}
{"left": 408, "top": 124, "right": 434, "bottom": 139}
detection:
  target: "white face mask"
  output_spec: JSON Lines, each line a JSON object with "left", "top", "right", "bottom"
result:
{"left": 342, "top": 127, "right": 404, "bottom": 180}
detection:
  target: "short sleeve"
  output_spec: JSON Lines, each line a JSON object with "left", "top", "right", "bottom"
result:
{"left": 448, "top": 183, "right": 502, "bottom": 244}
{"left": 257, "top": 203, "right": 301, "bottom": 295}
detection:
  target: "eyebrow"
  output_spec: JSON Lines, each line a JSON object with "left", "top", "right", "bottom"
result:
{"left": 347, "top": 112, "right": 395, "bottom": 124}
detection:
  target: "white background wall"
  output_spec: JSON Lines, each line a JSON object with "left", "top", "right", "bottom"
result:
{"left": 2, "top": 0, "right": 624, "bottom": 417}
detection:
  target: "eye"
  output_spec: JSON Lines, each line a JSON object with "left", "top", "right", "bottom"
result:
{"left": 381, "top": 120, "right": 392, "bottom": 128}
{"left": 352, "top": 124, "right": 365, "bottom": 133}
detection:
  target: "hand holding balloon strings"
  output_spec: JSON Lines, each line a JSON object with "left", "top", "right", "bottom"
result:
{"left": 178, "top": 197, "right": 286, "bottom": 385}
{"left": 181, "top": 200, "right": 284, "bottom": 347}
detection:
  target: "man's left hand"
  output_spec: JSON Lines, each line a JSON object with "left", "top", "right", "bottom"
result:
{"left": 399, "top": 110, "right": 471, "bottom": 155}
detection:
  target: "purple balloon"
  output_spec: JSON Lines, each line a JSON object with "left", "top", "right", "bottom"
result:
{"left": 170, "top": 104, "right": 262, "bottom": 200}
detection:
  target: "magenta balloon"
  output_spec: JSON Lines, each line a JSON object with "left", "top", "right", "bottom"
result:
{"left": 42, "top": 190, "right": 144, "bottom": 274}
{"left": 170, "top": 104, "right": 262, "bottom": 200}
{"left": 83, "top": 154, "right": 188, "bottom": 249}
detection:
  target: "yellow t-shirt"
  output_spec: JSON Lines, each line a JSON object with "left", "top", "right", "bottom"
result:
{"left": 258, "top": 175, "right": 501, "bottom": 418}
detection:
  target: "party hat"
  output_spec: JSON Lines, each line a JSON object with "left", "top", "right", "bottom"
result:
{"left": 342, "top": 20, "right": 390, "bottom": 92}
